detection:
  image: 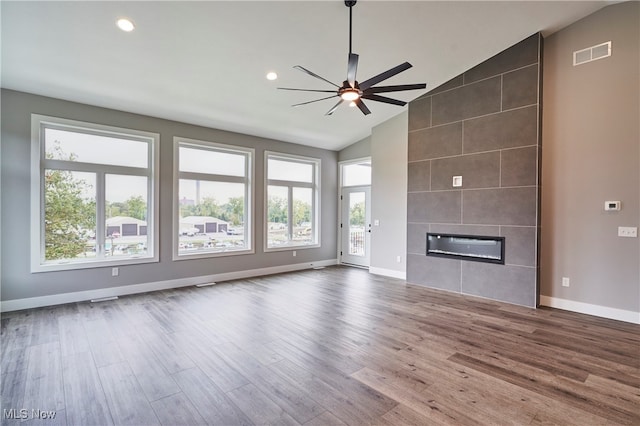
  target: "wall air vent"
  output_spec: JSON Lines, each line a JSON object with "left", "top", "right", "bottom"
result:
{"left": 573, "top": 41, "right": 611, "bottom": 66}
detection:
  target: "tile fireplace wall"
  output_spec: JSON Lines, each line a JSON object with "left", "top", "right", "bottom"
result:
{"left": 406, "top": 34, "right": 542, "bottom": 307}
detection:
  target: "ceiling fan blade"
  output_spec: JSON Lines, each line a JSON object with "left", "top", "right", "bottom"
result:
{"left": 362, "top": 94, "right": 407, "bottom": 106}
{"left": 325, "top": 99, "right": 345, "bottom": 115}
{"left": 293, "top": 65, "right": 340, "bottom": 88}
{"left": 278, "top": 87, "right": 337, "bottom": 93}
{"left": 355, "top": 98, "right": 371, "bottom": 115}
{"left": 292, "top": 95, "right": 338, "bottom": 107}
{"left": 347, "top": 53, "right": 359, "bottom": 88}
{"left": 364, "top": 83, "right": 426, "bottom": 94}
{"left": 359, "top": 62, "right": 413, "bottom": 91}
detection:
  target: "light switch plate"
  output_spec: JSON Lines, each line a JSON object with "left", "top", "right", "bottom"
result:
{"left": 618, "top": 227, "right": 637, "bottom": 237}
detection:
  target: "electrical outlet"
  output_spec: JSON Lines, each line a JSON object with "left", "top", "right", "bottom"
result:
{"left": 396, "top": 255, "right": 401, "bottom": 263}
{"left": 112, "top": 267, "right": 119, "bottom": 277}
{"left": 293, "top": 250, "right": 297, "bottom": 257}
{"left": 562, "top": 277, "right": 570, "bottom": 287}
{"left": 618, "top": 227, "right": 638, "bottom": 237}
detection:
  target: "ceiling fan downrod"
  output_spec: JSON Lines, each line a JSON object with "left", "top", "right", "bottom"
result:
{"left": 346, "top": 0, "right": 357, "bottom": 55}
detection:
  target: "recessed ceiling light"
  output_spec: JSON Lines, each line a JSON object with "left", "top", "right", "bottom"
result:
{"left": 116, "top": 18, "right": 135, "bottom": 32}
{"left": 266, "top": 72, "right": 278, "bottom": 81}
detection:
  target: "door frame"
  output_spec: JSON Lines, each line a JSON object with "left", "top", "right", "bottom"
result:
{"left": 337, "top": 157, "right": 372, "bottom": 268}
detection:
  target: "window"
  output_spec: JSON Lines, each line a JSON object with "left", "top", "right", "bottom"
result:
{"left": 341, "top": 160, "right": 371, "bottom": 187}
{"left": 30, "top": 115, "right": 159, "bottom": 272}
{"left": 174, "top": 137, "right": 253, "bottom": 259}
{"left": 265, "top": 152, "right": 320, "bottom": 250}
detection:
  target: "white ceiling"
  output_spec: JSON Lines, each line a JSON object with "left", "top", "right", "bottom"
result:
{"left": 1, "top": 1, "right": 610, "bottom": 151}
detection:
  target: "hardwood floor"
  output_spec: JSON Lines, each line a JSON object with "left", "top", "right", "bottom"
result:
{"left": 1, "top": 266, "right": 639, "bottom": 425}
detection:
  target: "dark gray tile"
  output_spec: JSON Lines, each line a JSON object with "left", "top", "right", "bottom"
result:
{"left": 463, "top": 106, "right": 538, "bottom": 153}
{"left": 501, "top": 146, "right": 538, "bottom": 187}
{"left": 431, "top": 152, "right": 499, "bottom": 190}
{"left": 464, "top": 34, "right": 540, "bottom": 84}
{"left": 408, "top": 97, "right": 431, "bottom": 131}
{"left": 430, "top": 224, "right": 500, "bottom": 237}
{"left": 501, "top": 226, "right": 537, "bottom": 267}
{"left": 426, "top": 74, "right": 464, "bottom": 96}
{"left": 461, "top": 262, "right": 537, "bottom": 307}
{"left": 502, "top": 64, "right": 539, "bottom": 110}
{"left": 407, "top": 223, "right": 430, "bottom": 255}
{"left": 432, "top": 77, "right": 501, "bottom": 125}
{"left": 408, "top": 122, "right": 462, "bottom": 161}
{"left": 408, "top": 160, "right": 430, "bottom": 192}
{"left": 463, "top": 187, "right": 537, "bottom": 226}
{"left": 408, "top": 191, "right": 461, "bottom": 224}
{"left": 407, "top": 254, "right": 461, "bottom": 292}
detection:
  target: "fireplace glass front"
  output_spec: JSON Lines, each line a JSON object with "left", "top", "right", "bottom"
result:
{"left": 426, "top": 233, "right": 505, "bottom": 264}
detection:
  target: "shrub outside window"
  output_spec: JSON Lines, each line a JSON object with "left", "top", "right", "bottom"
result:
{"left": 265, "top": 152, "right": 320, "bottom": 250}
{"left": 30, "top": 115, "right": 159, "bottom": 272}
{"left": 174, "top": 138, "right": 253, "bottom": 259}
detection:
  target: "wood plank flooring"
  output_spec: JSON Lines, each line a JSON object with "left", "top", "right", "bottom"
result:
{"left": 1, "top": 266, "right": 639, "bottom": 425}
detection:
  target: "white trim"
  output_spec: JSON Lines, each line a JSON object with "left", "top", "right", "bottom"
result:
{"left": 337, "top": 157, "right": 372, "bottom": 265}
{"left": 539, "top": 296, "right": 640, "bottom": 324}
{"left": 30, "top": 114, "right": 159, "bottom": 273}
{"left": 369, "top": 266, "right": 406, "bottom": 280}
{"left": 0, "top": 259, "right": 338, "bottom": 312}
{"left": 264, "top": 151, "right": 321, "bottom": 252}
{"left": 172, "top": 137, "right": 255, "bottom": 261}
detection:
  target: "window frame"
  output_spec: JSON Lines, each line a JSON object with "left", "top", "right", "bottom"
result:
{"left": 264, "top": 151, "right": 321, "bottom": 252}
{"left": 30, "top": 114, "right": 159, "bottom": 273}
{"left": 172, "top": 137, "right": 254, "bottom": 260}
{"left": 340, "top": 157, "right": 372, "bottom": 188}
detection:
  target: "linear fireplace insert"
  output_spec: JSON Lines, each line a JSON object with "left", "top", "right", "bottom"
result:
{"left": 426, "top": 233, "right": 505, "bottom": 264}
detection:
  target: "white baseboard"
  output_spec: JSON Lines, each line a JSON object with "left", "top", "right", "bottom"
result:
{"left": 369, "top": 266, "right": 406, "bottom": 280}
{"left": 0, "top": 259, "right": 338, "bottom": 312}
{"left": 539, "top": 295, "right": 640, "bottom": 324}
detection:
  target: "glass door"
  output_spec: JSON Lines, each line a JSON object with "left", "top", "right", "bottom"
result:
{"left": 340, "top": 186, "right": 371, "bottom": 267}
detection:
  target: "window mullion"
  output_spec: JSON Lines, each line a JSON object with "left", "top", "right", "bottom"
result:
{"left": 287, "top": 185, "right": 294, "bottom": 242}
{"left": 42, "top": 159, "right": 148, "bottom": 177}
{"left": 179, "top": 171, "right": 245, "bottom": 184}
{"left": 95, "top": 171, "right": 106, "bottom": 259}
{"left": 268, "top": 178, "right": 312, "bottom": 188}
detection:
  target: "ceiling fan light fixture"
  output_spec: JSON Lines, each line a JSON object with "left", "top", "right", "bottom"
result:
{"left": 340, "top": 90, "right": 360, "bottom": 101}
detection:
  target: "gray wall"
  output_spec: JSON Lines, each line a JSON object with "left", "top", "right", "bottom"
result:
{"left": 1, "top": 89, "right": 338, "bottom": 302}
{"left": 541, "top": 2, "right": 639, "bottom": 313}
{"left": 338, "top": 136, "right": 371, "bottom": 162}
{"left": 406, "top": 34, "right": 542, "bottom": 307}
{"left": 370, "top": 112, "right": 408, "bottom": 277}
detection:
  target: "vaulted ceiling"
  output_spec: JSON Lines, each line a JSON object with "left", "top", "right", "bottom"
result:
{"left": 1, "top": 1, "right": 610, "bottom": 150}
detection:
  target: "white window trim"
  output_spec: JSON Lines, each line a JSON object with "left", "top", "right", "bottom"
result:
{"left": 339, "top": 156, "right": 372, "bottom": 188}
{"left": 30, "top": 114, "right": 159, "bottom": 273}
{"left": 264, "top": 151, "right": 321, "bottom": 252}
{"left": 338, "top": 157, "right": 371, "bottom": 261}
{"left": 172, "top": 137, "right": 254, "bottom": 260}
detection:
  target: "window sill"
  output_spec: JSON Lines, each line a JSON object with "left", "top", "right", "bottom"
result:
{"left": 31, "top": 255, "right": 159, "bottom": 274}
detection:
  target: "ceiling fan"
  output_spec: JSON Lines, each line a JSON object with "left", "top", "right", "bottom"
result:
{"left": 279, "top": 0, "right": 427, "bottom": 116}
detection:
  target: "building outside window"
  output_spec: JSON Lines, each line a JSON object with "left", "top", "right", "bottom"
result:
{"left": 265, "top": 152, "right": 320, "bottom": 250}
{"left": 174, "top": 137, "right": 253, "bottom": 259}
{"left": 30, "top": 115, "right": 159, "bottom": 272}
